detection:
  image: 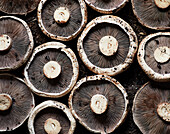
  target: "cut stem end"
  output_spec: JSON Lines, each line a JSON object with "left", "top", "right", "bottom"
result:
{"left": 157, "top": 102, "right": 170, "bottom": 122}
{"left": 0, "top": 34, "right": 12, "bottom": 51}
{"left": 0, "top": 93, "right": 12, "bottom": 111}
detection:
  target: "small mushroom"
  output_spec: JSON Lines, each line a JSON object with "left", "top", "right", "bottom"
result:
{"left": 77, "top": 15, "right": 138, "bottom": 76}
{"left": 0, "top": 0, "right": 40, "bottom": 15}
{"left": 0, "top": 74, "right": 35, "bottom": 132}
{"left": 28, "top": 100, "right": 76, "bottom": 134}
{"left": 37, "top": 0, "right": 87, "bottom": 41}
{"left": 85, "top": 0, "right": 128, "bottom": 14}
{"left": 132, "top": 82, "right": 170, "bottom": 134}
{"left": 131, "top": 0, "right": 170, "bottom": 30}
{"left": 69, "top": 75, "right": 129, "bottom": 134}
{"left": 138, "top": 32, "right": 170, "bottom": 82}
{"left": 24, "top": 42, "right": 79, "bottom": 98}
{"left": 0, "top": 16, "right": 34, "bottom": 71}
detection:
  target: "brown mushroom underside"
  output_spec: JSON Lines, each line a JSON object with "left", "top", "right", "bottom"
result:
{"left": 83, "top": 23, "right": 130, "bottom": 68}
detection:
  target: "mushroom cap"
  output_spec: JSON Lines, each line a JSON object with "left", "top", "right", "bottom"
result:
{"left": 0, "top": 16, "right": 34, "bottom": 71}
{"left": 24, "top": 42, "right": 79, "bottom": 98}
{"left": 28, "top": 100, "right": 76, "bottom": 134}
{"left": 69, "top": 75, "right": 129, "bottom": 134}
{"left": 85, "top": 0, "right": 128, "bottom": 14}
{"left": 77, "top": 15, "right": 138, "bottom": 76}
{"left": 131, "top": 0, "right": 170, "bottom": 30}
{"left": 0, "top": 0, "right": 40, "bottom": 15}
{"left": 37, "top": 0, "right": 87, "bottom": 41}
{"left": 132, "top": 82, "right": 170, "bottom": 134}
{"left": 138, "top": 32, "right": 170, "bottom": 82}
{"left": 0, "top": 74, "right": 35, "bottom": 132}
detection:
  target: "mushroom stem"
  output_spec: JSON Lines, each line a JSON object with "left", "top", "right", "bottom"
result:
{"left": 43, "top": 61, "right": 61, "bottom": 79}
{"left": 154, "top": 46, "right": 170, "bottom": 63}
{"left": 157, "top": 102, "right": 170, "bottom": 122}
{"left": 0, "top": 34, "right": 12, "bottom": 51}
{"left": 44, "top": 118, "right": 62, "bottom": 134}
{"left": 99, "top": 36, "right": 118, "bottom": 56}
{"left": 0, "top": 93, "right": 12, "bottom": 111}
{"left": 90, "top": 94, "right": 108, "bottom": 114}
{"left": 154, "top": 0, "right": 170, "bottom": 9}
{"left": 54, "top": 7, "right": 70, "bottom": 24}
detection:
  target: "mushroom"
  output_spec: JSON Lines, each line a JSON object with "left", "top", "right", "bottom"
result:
{"left": 0, "top": 16, "right": 34, "bottom": 71}
{"left": 132, "top": 82, "right": 170, "bottom": 134}
{"left": 28, "top": 100, "right": 76, "bottom": 134}
{"left": 77, "top": 15, "right": 138, "bottom": 76}
{"left": 138, "top": 32, "right": 170, "bottom": 82}
{"left": 0, "top": 74, "right": 35, "bottom": 132}
{"left": 24, "top": 42, "right": 79, "bottom": 98}
{"left": 85, "top": 0, "right": 128, "bottom": 14}
{"left": 37, "top": 0, "right": 87, "bottom": 41}
{"left": 69, "top": 75, "right": 129, "bottom": 134}
{"left": 131, "top": 0, "right": 170, "bottom": 30}
{"left": 0, "top": 0, "right": 40, "bottom": 15}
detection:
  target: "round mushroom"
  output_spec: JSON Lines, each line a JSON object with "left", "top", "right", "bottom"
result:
{"left": 37, "top": 0, "right": 87, "bottom": 41}
{"left": 28, "top": 100, "right": 76, "bottom": 134}
{"left": 85, "top": 0, "right": 128, "bottom": 14}
{"left": 132, "top": 82, "right": 170, "bottom": 134}
{"left": 0, "top": 74, "right": 35, "bottom": 132}
{"left": 0, "top": 0, "right": 40, "bottom": 15}
{"left": 138, "top": 32, "right": 170, "bottom": 82}
{"left": 0, "top": 16, "right": 34, "bottom": 71}
{"left": 69, "top": 75, "right": 129, "bottom": 134}
{"left": 77, "top": 15, "right": 138, "bottom": 76}
{"left": 24, "top": 42, "right": 79, "bottom": 98}
{"left": 131, "top": 0, "right": 170, "bottom": 30}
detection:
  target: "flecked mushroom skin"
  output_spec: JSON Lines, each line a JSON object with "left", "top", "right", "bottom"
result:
{"left": 37, "top": 0, "right": 87, "bottom": 41}
{"left": 28, "top": 100, "right": 76, "bottom": 134}
{"left": 77, "top": 15, "right": 138, "bottom": 76}
{"left": 24, "top": 42, "right": 79, "bottom": 98}
{"left": 137, "top": 32, "right": 170, "bottom": 82}
{"left": 0, "top": 16, "right": 34, "bottom": 71}
{"left": 69, "top": 75, "right": 129, "bottom": 134}
{"left": 85, "top": 0, "right": 128, "bottom": 14}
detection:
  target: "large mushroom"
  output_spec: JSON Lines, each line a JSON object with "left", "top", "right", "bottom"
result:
{"left": 0, "top": 16, "right": 34, "bottom": 71}
{"left": 78, "top": 15, "right": 138, "bottom": 76}
{"left": 132, "top": 82, "right": 170, "bottom": 134}
{"left": 0, "top": 0, "right": 40, "bottom": 15}
{"left": 69, "top": 75, "right": 129, "bottom": 134}
{"left": 24, "top": 42, "right": 79, "bottom": 98}
{"left": 28, "top": 100, "right": 76, "bottom": 134}
{"left": 138, "top": 32, "right": 170, "bottom": 82}
{"left": 37, "top": 0, "right": 87, "bottom": 41}
{"left": 131, "top": 0, "right": 170, "bottom": 30}
{"left": 85, "top": 0, "right": 128, "bottom": 14}
{"left": 0, "top": 74, "right": 35, "bottom": 132}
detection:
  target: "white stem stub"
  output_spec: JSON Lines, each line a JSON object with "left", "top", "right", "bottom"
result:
{"left": 0, "top": 34, "right": 12, "bottom": 51}
{"left": 154, "top": 46, "right": 170, "bottom": 63}
{"left": 154, "top": 0, "right": 170, "bottom": 9}
{"left": 43, "top": 61, "right": 61, "bottom": 79}
{"left": 157, "top": 103, "right": 170, "bottom": 122}
{"left": 90, "top": 94, "right": 108, "bottom": 114}
{"left": 0, "top": 94, "right": 12, "bottom": 111}
{"left": 99, "top": 36, "right": 118, "bottom": 56}
{"left": 54, "top": 7, "right": 70, "bottom": 24}
{"left": 44, "top": 118, "right": 62, "bottom": 134}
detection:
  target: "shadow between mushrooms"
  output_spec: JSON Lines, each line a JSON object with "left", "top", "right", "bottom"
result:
{"left": 85, "top": 0, "right": 128, "bottom": 14}
{"left": 132, "top": 82, "right": 170, "bottom": 134}
{"left": 37, "top": 0, "right": 87, "bottom": 41}
{"left": 69, "top": 75, "right": 129, "bottom": 134}
{"left": 0, "top": 16, "right": 34, "bottom": 71}
{"left": 24, "top": 42, "right": 79, "bottom": 98}
{"left": 28, "top": 100, "right": 76, "bottom": 134}
{"left": 78, "top": 15, "right": 138, "bottom": 76}
{"left": 131, "top": 0, "right": 170, "bottom": 30}
{"left": 0, "top": 74, "right": 35, "bottom": 132}
{"left": 138, "top": 32, "right": 170, "bottom": 82}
